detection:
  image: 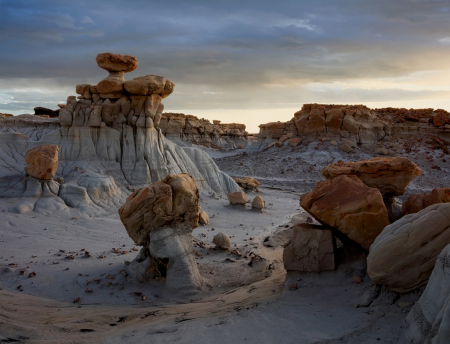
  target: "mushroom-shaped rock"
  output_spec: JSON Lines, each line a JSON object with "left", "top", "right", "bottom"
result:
{"left": 252, "top": 195, "right": 265, "bottom": 210}
{"left": 118, "top": 173, "right": 202, "bottom": 293}
{"left": 96, "top": 52, "right": 138, "bottom": 73}
{"left": 227, "top": 192, "right": 248, "bottom": 205}
{"left": 367, "top": 203, "right": 450, "bottom": 293}
{"left": 321, "top": 157, "right": 422, "bottom": 198}
{"left": 300, "top": 175, "right": 390, "bottom": 251}
{"left": 199, "top": 211, "right": 209, "bottom": 225}
{"left": 24, "top": 145, "right": 59, "bottom": 180}
{"left": 213, "top": 232, "right": 231, "bottom": 250}
{"left": 232, "top": 177, "right": 260, "bottom": 191}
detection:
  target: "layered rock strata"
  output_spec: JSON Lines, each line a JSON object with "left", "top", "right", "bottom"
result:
{"left": 258, "top": 104, "right": 450, "bottom": 149}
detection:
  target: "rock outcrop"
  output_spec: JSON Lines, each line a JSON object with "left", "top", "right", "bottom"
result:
{"left": 367, "top": 203, "right": 450, "bottom": 293}
{"left": 403, "top": 243, "right": 450, "bottom": 343}
{"left": 321, "top": 157, "right": 422, "bottom": 198}
{"left": 0, "top": 53, "right": 242, "bottom": 216}
{"left": 24, "top": 144, "right": 59, "bottom": 180}
{"left": 257, "top": 104, "right": 450, "bottom": 150}
{"left": 403, "top": 188, "right": 450, "bottom": 215}
{"left": 300, "top": 175, "right": 390, "bottom": 251}
{"left": 283, "top": 223, "right": 335, "bottom": 272}
{"left": 34, "top": 107, "right": 60, "bottom": 118}
{"left": 118, "top": 173, "right": 203, "bottom": 293}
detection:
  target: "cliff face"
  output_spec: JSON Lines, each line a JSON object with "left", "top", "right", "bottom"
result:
{"left": 258, "top": 104, "right": 450, "bottom": 146}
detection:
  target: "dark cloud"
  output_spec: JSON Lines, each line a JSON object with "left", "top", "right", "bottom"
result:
{"left": 1, "top": 0, "right": 450, "bottom": 131}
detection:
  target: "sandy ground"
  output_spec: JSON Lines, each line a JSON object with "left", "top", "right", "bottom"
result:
{"left": 0, "top": 139, "right": 441, "bottom": 343}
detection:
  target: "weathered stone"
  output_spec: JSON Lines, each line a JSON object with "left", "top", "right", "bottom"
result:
{"left": 199, "top": 211, "right": 209, "bottom": 225}
{"left": 251, "top": 195, "right": 265, "bottom": 209}
{"left": 232, "top": 177, "right": 260, "bottom": 190}
{"left": 321, "top": 157, "right": 422, "bottom": 198}
{"left": 227, "top": 191, "right": 248, "bottom": 205}
{"left": 96, "top": 52, "right": 138, "bottom": 73}
{"left": 403, "top": 243, "right": 450, "bottom": 343}
{"left": 367, "top": 203, "right": 450, "bottom": 292}
{"left": 24, "top": 145, "right": 59, "bottom": 180}
{"left": 213, "top": 232, "right": 231, "bottom": 249}
{"left": 283, "top": 223, "right": 335, "bottom": 272}
{"left": 124, "top": 75, "right": 166, "bottom": 95}
{"left": 339, "top": 143, "right": 353, "bottom": 153}
{"left": 300, "top": 175, "right": 390, "bottom": 251}
{"left": 289, "top": 137, "right": 302, "bottom": 147}
{"left": 403, "top": 188, "right": 450, "bottom": 215}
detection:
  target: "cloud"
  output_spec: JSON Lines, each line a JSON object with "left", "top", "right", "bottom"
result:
{"left": 81, "top": 16, "right": 96, "bottom": 25}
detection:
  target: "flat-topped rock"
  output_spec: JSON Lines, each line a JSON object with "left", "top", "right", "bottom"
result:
{"left": 96, "top": 52, "right": 138, "bottom": 73}
{"left": 321, "top": 157, "right": 422, "bottom": 198}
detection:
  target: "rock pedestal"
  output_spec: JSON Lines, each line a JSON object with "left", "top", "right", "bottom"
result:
{"left": 118, "top": 173, "right": 203, "bottom": 293}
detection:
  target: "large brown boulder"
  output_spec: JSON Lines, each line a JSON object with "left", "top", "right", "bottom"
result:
{"left": 403, "top": 188, "right": 450, "bottom": 215}
{"left": 124, "top": 75, "right": 166, "bottom": 95}
{"left": 24, "top": 145, "right": 59, "bottom": 180}
{"left": 118, "top": 173, "right": 202, "bottom": 293}
{"left": 300, "top": 175, "right": 390, "bottom": 250}
{"left": 118, "top": 173, "right": 199, "bottom": 246}
{"left": 367, "top": 203, "right": 450, "bottom": 292}
{"left": 283, "top": 223, "right": 335, "bottom": 272}
{"left": 321, "top": 157, "right": 422, "bottom": 198}
{"left": 96, "top": 52, "right": 138, "bottom": 73}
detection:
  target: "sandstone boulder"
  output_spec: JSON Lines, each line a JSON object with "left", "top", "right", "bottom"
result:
{"left": 227, "top": 191, "right": 248, "bottom": 205}
{"left": 24, "top": 145, "right": 59, "bottom": 180}
{"left": 367, "top": 203, "right": 450, "bottom": 292}
{"left": 403, "top": 188, "right": 450, "bottom": 215}
{"left": 96, "top": 52, "right": 138, "bottom": 73}
{"left": 300, "top": 175, "right": 390, "bottom": 250}
{"left": 124, "top": 75, "right": 166, "bottom": 95}
{"left": 232, "top": 177, "right": 260, "bottom": 190}
{"left": 118, "top": 173, "right": 202, "bottom": 293}
{"left": 213, "top": 232, "right": 231, "bottom": 249}
{"left": 321, "top": 157, "right": 422, "bottom": 198}
{"left": 199, "top": 211, "right": 209, "bottom": 225}
{"left": 283, "top": 223, "right": 335, "bottom": 272}
{"left": 252, "top": 195, "right": 265, "bottom": 210}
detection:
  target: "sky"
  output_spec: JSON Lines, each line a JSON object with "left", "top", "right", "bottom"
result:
{"left": 1, "top": 0, "right": 450, "bottom": 132}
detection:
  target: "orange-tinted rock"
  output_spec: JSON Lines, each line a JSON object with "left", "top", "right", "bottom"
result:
{"left": 227, "top": 192, "right": 248, "bottom": 205}
{"left": 24, "top": 144, "right": 59, "bottom": 180}
{"left": 289, "top": 137, "right": 302, "bottom": 147}
{"left": 321, "top": 157, "right": 422, "bottom": 198}
{"left": 300, "top": 175, "right": 390, "bottom": 250}
{"left": 96, "top": 52, "right": 138, "bottom": 73}
{"left": 403, "top": 188, "right": 450, "bottom": 215}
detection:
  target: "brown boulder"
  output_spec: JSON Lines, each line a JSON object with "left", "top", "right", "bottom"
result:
{"left": 96, "top": 52, "right": 138, "bottom": 73}
{"left": 300, "top": 175, "right": 390, "bottom": 250}
{"left": 24, "top": 145, "right": 59, "bottom": 180}
{"left": 321, "top": 157, "right": 422, "bottom": 198}
{"left": 283, "top": 223, "right": 335, "bottom": 272}
{"left": 251, "top": 195, "right": 265, "bottom": 209}
{"left": 199, "top": 211, "right": 209, "bottom": 225}
{"left": 227, "top": 192, "right": 248, "bottom": 205}
{"left": 403, "top": 188, "right": 450, "bottom": 215}
{"left": 124, "top": 75, "right": 166, "bottom": 95}
{"left": 232, "top": 177, "right": 260, "bottom": 190}
{"left": 118, "top": 173, "right": 200, "bottom": 246}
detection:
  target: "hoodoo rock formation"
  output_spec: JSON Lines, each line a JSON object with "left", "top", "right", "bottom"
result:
{"left": 118, "top": 173, "right": 203, "bottom": 293}
{"left": 0, "top": 53, "right": 241, "bottom": 216}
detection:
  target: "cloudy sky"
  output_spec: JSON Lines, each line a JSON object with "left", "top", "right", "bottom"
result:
{"left": 1, "top": 0, "right": 450, "bottom": 132}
